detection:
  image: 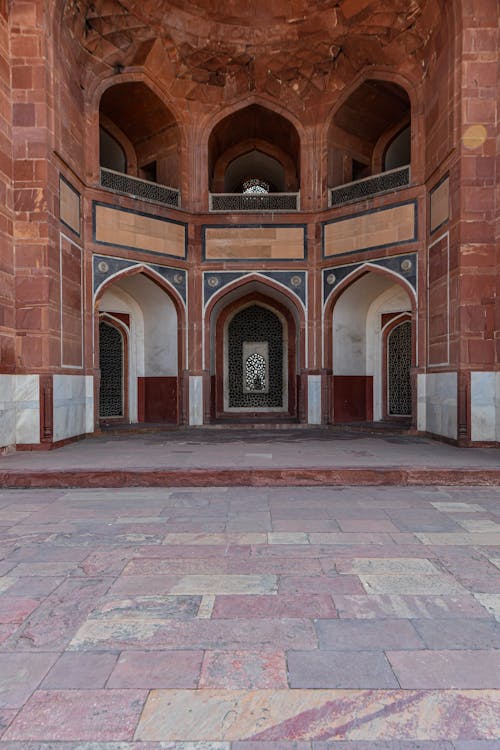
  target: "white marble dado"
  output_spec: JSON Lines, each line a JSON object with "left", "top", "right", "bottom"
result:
{"left": 417, "top": 372, "right": 457, "bottom": 440}
{"left": 53, "top": 374, "right": 94, "bottom": 442}
{"left": 0, "top": 375, "right": 16, "bottom": 448}
{"left": 189, "top": 375, "right": 203, "bottom": 426}
{"left": 14, "top": 374, "right": 40, "bottom": 444}
{"left": 0, "top": 374, "right": 40, "bottom": 447}
{"left": 85, "top": 375, "right": 94, "bottom": 434}
{"left": 308, "top": 375, "right": 322, "bottom": 425}
{"left": 471, "top": 371, "right": 500, "bottom": 442}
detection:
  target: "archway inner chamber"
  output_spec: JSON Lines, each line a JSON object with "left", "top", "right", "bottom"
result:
{"left": 227, "top": 305, "right": 284, "bottom": 409}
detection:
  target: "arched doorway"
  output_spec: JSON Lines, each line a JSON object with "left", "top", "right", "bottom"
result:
{"left": 98, "top": 318, "right": 126, "bottom": 420}
{"left": 96, "top": 271, "right": 181, "bottom": 425}
{"left": 211, "top": 290, "right": 299, "bottom": 420}
{"left": 329, "top": 269, "right": 415, "bottom": 424}
{"left": 386, "top": 318, "right": 412, "bottom": 417}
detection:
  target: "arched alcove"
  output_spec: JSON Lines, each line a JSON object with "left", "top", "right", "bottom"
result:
{"left": 208, "top": 104, "right": 300, "bottom": 193}
{"left": 97, "top": 272, "right": 180, "bottom": 424}
{"left": 99, "top": 82, "right": 180, "bottom": 187}
{"left": 329, "top": 269, "right": 414, "bottom": 423}
{"left": 327, "top": 79, "right": 411, "bottom": 189}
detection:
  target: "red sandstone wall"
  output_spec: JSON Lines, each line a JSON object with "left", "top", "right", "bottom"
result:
{"left": 52, "top": 9, "right": 85, "bottom": 179}
{"left": 0, "top": 8, "right": 14, "bottom": 373}
{"left": 10, "top": 2, "right": 56, "bottom": 372}
{"left": 457, "top": 0, "right": 498, "bottom": 372}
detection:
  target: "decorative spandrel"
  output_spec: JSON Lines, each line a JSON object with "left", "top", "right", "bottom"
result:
{"left": 99, "top": 321, "right": 124, "bottom": 418}
{"left": 388, "top": 320, "right": 412, "bottom": 416}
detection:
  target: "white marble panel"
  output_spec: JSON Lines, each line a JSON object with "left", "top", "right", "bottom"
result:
{"left": 471, "top": 371, "right": 500, "bottom": 442}
{"left": 417, "top": 372, "right": 457, "bottom": 439}
{"left": 53, "top": 374, "right": 90, "bottom": 442}
{"left": 14, "top": 374, "right": 40, "bottom": 444}
{"left": 85, "top": 375, "right": 94, "bottom": 434}
{"left": 189, "top": 375, "right": 203, "bottom": 426}
{"left": 308, "top": 375, "right": 322, "bottom": 425}
{"left": 417, "top": 373, "right": 426, "bottom": 432}
{"left": 0, "top": 375, "right": 16, "bottom": 449}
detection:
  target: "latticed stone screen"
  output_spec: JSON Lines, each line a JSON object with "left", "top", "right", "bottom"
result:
{"left": 243, "top": 342, "right": 269, "bottom": 393}
{"left": 100, "top": 168, "right": 180, "bottom": 207}
{"left": 228, "top": 306, "right": 283, "bottom": 408}
{"left": 329, "top": 166, "right": 410, "bottom": 206}
{"left": 210, "top": 193, "right": 298, "bottom": 212}
{"left": 99, "top": 321, "right": 124, "bottom": 417}
{"left": 388, "top": 320, "right": 412, "bottom": 416}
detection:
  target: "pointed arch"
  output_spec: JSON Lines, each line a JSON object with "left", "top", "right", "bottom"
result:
{"left": 94, "top": 264, "right": 186, "bottom": 372}
{"left": 204, "top": 273, "right": 306, "bottom": 372}
{"left": 323, "top": 262, "right": 417, "bottom": 372}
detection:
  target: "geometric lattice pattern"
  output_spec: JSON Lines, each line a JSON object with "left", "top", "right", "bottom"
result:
{"left": 388, "top": 320, "right": 412, "bottom": 416}
{"left": 228, "top": 306, "right": 283, "bottom": 408}
{"left": 330, "top": 166, "right": 410, "bottom": 207}
{"left": 244, "top": 352, "right": 267, "bottom": 392}
{"left": 101, "top": 168, "right": 180, "bottom": 208}
{"left": 99, "top": 321, "right": 124, "bottom": 417}
{"left": 210, "top": 192, "right": 299, "bottom": 212}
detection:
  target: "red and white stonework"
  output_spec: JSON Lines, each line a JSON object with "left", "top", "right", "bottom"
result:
{"left": 0, "top": 0, "right": 498, "bottom": 449}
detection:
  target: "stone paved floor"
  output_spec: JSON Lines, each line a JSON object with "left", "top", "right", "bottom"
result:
{"left": 0, "top": 484, "right": 499, "bottom": 747}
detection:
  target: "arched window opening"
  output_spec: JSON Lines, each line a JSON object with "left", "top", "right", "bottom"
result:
{"left": 99, "top": 127, "right": 127, "bottom": 173}
{"left": 244, "top": 350, "right": 268, "bottom": 393}
{"left": 384, "top": 125, "right": 411, "bottom": 171}
{"left": 224, "top": 150, "right": 286, "bottom": 193}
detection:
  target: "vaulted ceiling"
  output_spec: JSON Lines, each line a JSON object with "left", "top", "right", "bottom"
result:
{"left": 63, "top": 0, "right": 446, "bottom": 112}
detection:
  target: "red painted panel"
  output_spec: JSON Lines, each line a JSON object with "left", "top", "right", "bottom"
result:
{"left": 333, "top": 375, "right": 373, "bottom": 422}
{"left": 138, "top": 377, "right": 178, "bottom": 423}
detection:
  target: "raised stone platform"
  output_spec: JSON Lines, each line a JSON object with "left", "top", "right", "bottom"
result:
{"left": 1, "top": 428, "right": 499, "bottom": 487}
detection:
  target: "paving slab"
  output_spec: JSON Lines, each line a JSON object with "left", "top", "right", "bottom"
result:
{"left": 40, "top": 651, "right": 118, "bottom": 689}
{"left": 107, "top": 650, "right": 204, "bottom": 688}
{"left": 315, "top": 618, "right": 424, "bottom": 651}
{"left": 286, "top": 651, "right": 399, "bottom": 688}
{"left": 135, "top": 689, "right": 500, "bottom": 741}
{"left": 332, "top": 594, "right": 494, "bottom": 619}
{"left": 386, "top": 650, "right": 500, "bottom": 688}
{"left": 3, "top": 689, "right": 147, "bottom": 741}
{"left": 200, "top": 651, "right": 288, "bottom": 689}
{"left": 0, "top": 652, "right": 58, "bottom": 708}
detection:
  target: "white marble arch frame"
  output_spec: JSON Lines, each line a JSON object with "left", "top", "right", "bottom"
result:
{"left": 92, "top": 261, "right": 188, "bottom": 375}
{"left": 322, "top": 261, "right": 418, "bottom": 370}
